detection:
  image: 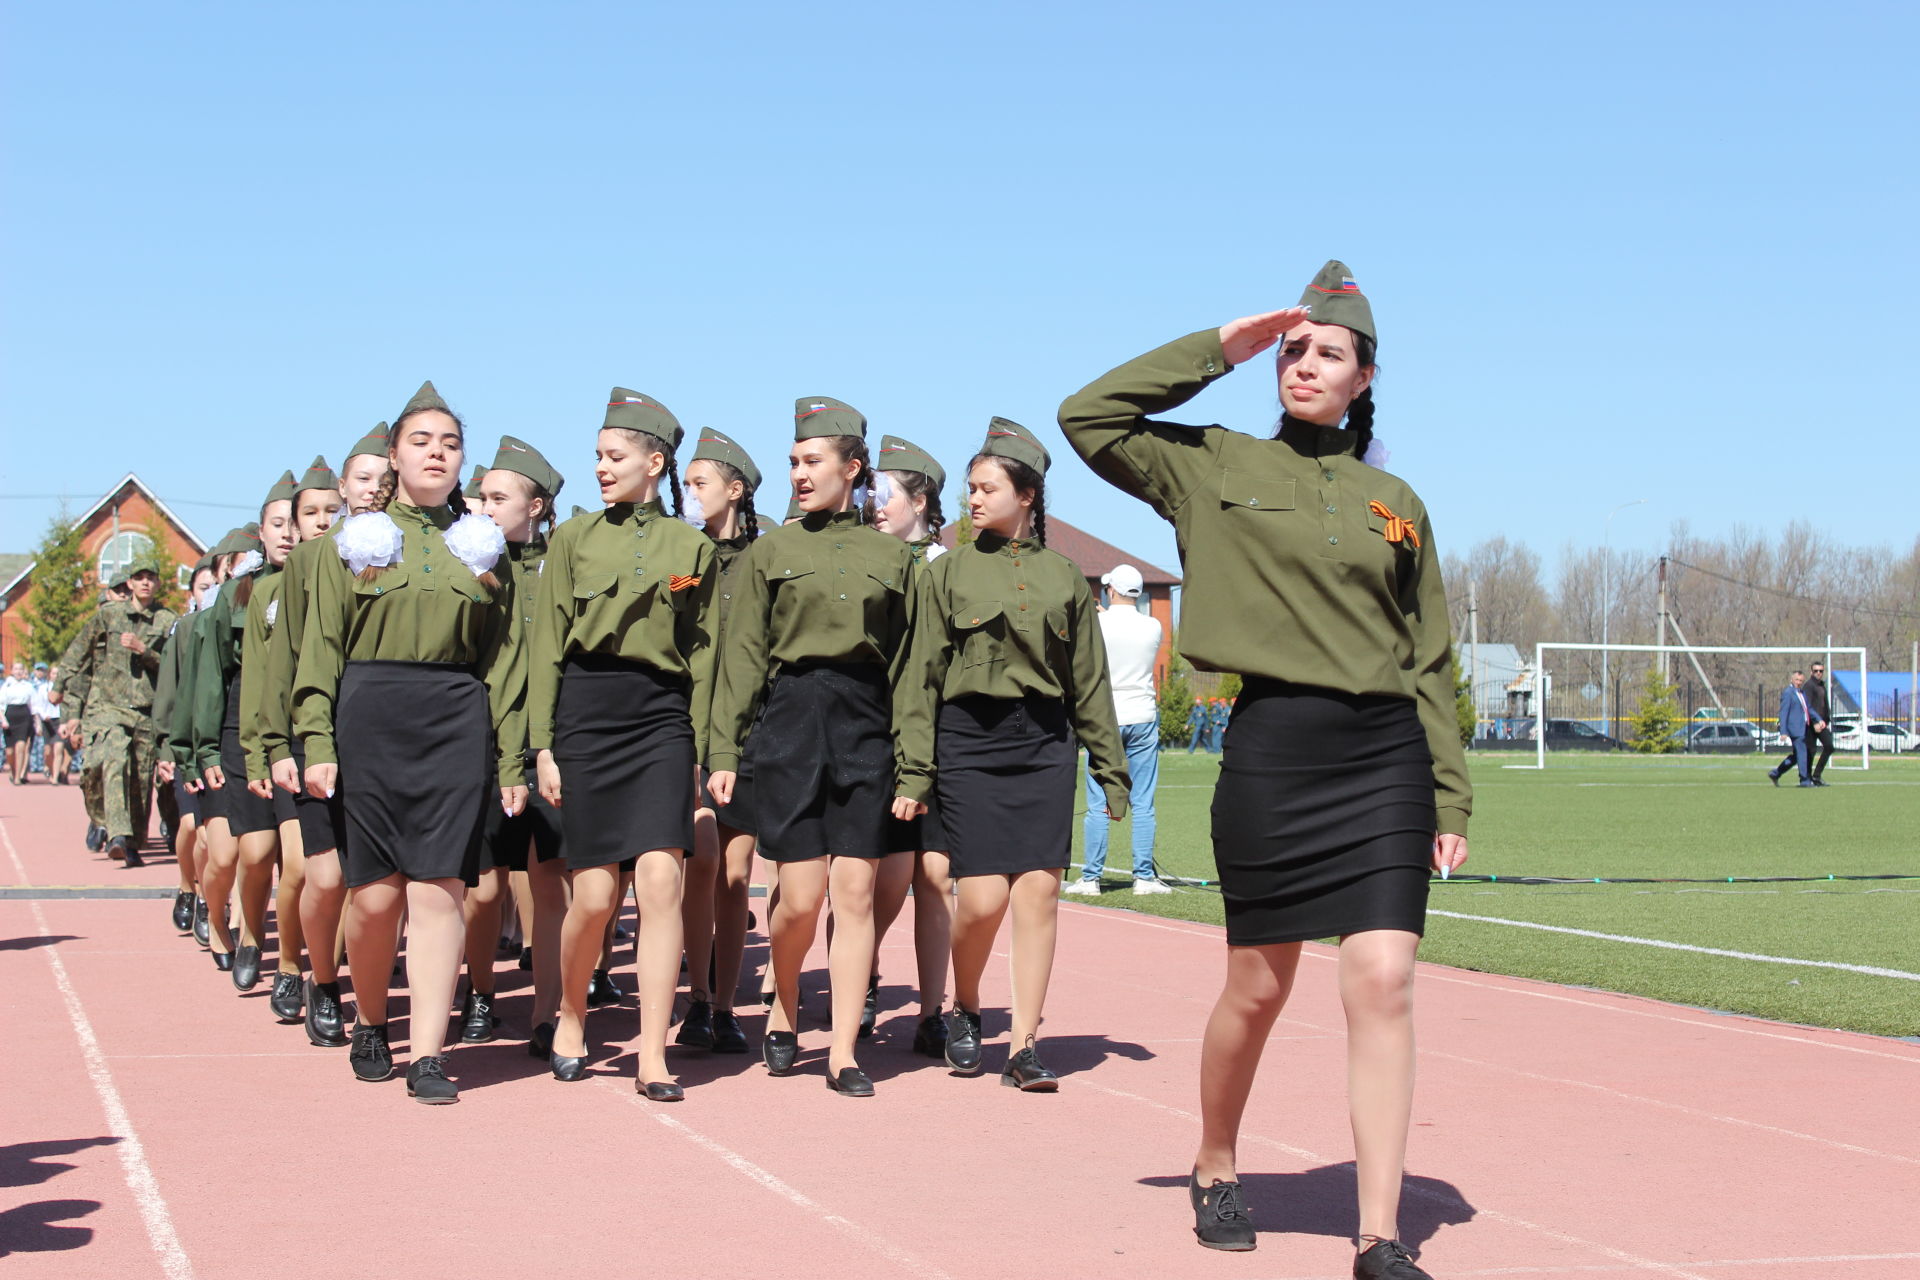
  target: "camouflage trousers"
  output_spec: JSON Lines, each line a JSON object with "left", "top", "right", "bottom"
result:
{"left": 82, "top": 717, "right": 158, "bottom": 845}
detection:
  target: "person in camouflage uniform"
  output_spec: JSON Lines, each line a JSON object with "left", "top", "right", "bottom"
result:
{"left": 54, "top": 553, "right": 177, "bottom": 866}
{"left": 65, "top": 581, "right": 130, "bottom": 845}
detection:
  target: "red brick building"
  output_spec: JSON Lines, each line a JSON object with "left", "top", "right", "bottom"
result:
{"left": 0, "top": 474, "right": 208, "bottom": 666}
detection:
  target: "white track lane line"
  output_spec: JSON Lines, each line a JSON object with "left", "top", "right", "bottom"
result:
{"left": 2, "top": 817, "right": 196, "bottom": 1280}
{"left": 1258, "top": 1252, "right": 1920, "bottom": 1278}
{"left": 1428, "top": 910, "right": 1920, "bottom": 981}
{"left": 600, "top": 1079, "right": 951, "bottom": 1280}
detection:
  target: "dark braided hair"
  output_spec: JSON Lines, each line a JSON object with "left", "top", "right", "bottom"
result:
{"left": 606, "top": 428, "right": 683, "bottom": 516}
{"left": 703, "top": 459, "right": 760, "bottom": 539}
{"left": 968, "top": 454, "right": 1046, "bottom": 545}
{"left": 1347, "top": 331, "right": 1378, "bottom": 462}
{"left": 887, "top": 468, "right": 945, "bottom": 541}
{"left": 828, "top": 437, "right": 876, "bottom": 523}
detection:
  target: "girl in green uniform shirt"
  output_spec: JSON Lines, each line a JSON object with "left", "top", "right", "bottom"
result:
{"left": 463, "top": 436, "right": 568, "bottom": 1053}
{"left": 296, "top": 383, "right": 525, "bottom": 1104}
{"left": 900, "top": 420, "right": 1129, "bottom": 1091}
{"left": 152, "top": 558, "right": 219, "bottom": 935}
{"left": 676, "top": 426, "right": 762, "bottom": 1057}
{"left": 707, "top": 398, "right": 925, "bottom": 1098}
{"left": 1058, "top": 263, "right": 1468, "bottom": 1278}
{"left": 168, "top": 535, "right": 242, "bottom": 949}
{"left": 529, "top": 390, "right": 715, "bottom": 1098}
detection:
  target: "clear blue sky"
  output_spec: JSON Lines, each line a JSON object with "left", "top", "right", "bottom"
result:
{"left": 4, "top": 2, "right": 1914, "bottom": 580}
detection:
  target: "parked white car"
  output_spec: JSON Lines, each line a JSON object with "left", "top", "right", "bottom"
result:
{"left": 1831, "top": 719, "right": 1916, "bottom": 752}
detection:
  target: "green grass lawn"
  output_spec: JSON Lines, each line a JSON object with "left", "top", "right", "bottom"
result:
{"left": 1070, "top": 750, "right": 1920, "bottom": 1037}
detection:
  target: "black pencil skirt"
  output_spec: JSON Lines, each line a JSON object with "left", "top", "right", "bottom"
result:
{"left": 220, "top": 680, "right": 279, "bottom": 837}
{"left": 552, "top": 655, "right": 694, "bottom": 872}
{"left": 704, "top": 752, "right": 758, "bottom": 837}
{"left": 936, "top": 695, "right": 1074, "bottom": 877}
{"left": 746, "top": 663, "right": 894, "bottom": 863}
{"left": 171, "top": 776, "right": 200, "bottom": 824}
{"left": 287, "top": 737, "right": 347, "bottom": 856}
{"left": 337, "top": 661, "right": 491, "bottom": 889}
{"left": 481, "top": 759, "right": 564, "bottom": 872}
{"left": 1210, "top": 680, "right": 1436, "bottom": 947}
{"left": 3, "top": 705, "right": 30, "bottom": 748}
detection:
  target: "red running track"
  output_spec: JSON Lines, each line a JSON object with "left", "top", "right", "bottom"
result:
{"left": 3, "top": 779, "right": 1917, "bottom": 1279}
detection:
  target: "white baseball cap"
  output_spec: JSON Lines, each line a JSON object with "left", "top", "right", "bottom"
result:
{"left": 1101, "top": 564, "right": 1144, "bottom": 597}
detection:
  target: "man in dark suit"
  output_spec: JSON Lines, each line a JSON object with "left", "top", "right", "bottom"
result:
{"left": 1766, "top": 670, "right": 1820, "bottom": 788}
{"left": 1804, "top": 662, "right": 1835, "bottom": 785}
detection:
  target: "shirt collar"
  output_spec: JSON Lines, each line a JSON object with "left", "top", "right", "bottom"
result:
{"left": 606, "top": 500, "right": 665, "bottom": 526}
{"left": 390, "top": 502, "right": 455, "bottom": 531}
{"left": 1276, "top": 413, "right": 1358, "bottom": 460}
{"left": 799, "top": 509, "right": 862, "bottom": 531}
{"left": 973, "top": 531, "right": 1035, "bottom": 557}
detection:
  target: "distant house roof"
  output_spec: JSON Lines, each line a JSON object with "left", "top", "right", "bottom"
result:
{"left": 940, "top": 517, "right": 1180, "bottom": 586}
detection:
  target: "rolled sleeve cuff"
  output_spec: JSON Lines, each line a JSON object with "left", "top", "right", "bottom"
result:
{"left": 706, "top": 748, "right": 740, "bottom": 773}
{"left": 1437, "top": 805, "right": 1470, "bottom": 838}
{"left": 302, "top": 735, "right": 336, "bottom": 769}
{"left": 895, "top": 770, "right": 934, "bottom": 805}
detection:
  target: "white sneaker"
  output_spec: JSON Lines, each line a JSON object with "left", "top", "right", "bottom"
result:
{"left": 1132, "top": 878, "right": 1172, "bottom": 896}
{"left": 1063, "top": 878, "right": 1102, "bottom": 896}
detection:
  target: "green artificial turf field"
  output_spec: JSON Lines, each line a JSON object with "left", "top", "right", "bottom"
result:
{"left": 1068, "top": 751, "right": 1920, "bottom": 1037}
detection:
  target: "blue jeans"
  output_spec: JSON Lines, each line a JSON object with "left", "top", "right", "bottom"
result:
{"left": 1081, "top": 721, "right": 1160, "bottom": 881}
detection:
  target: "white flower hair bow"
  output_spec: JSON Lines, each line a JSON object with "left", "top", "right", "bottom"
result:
{"left": 443, "top": 511, "right": 507, "bottom": 577}
{"left": 229, "top": 550, "right": 264, "bottom": 578}
{"left": 334, "top": 511, "right": 406, "bottom": 575}
{"left": 681, "top": 491, "right": 707, "bottom": 529}
{"left": 1362, "top": 438, "right": 1392, "bottom": 470}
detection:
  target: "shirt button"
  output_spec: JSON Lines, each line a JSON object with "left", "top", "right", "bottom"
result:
{"left": 634, "top": 568, "right": 644, "bottom": 575}
{"left": 1020, "top": 604, "right": 1028, "bottom": 611}
{"left": 1017, "top": 583, "right": 1026, "bottom": 590}
{"left": 1326, "top": 505, "right": 1337, "bottom": 514}
{"left": 838, "top": 593, "right": 848, "bottom": 600}
{"left": 1323, "top": 469, "right": 1335, "bottom": 481}
{"left": 1328, "top": 536, "right": 1339, "bottom": 545}
{"left": 423, "top": 565, "right": 433, "bottom": 573}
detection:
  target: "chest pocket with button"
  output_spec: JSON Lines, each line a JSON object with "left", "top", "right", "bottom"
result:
{"left": 1219, "top": 470, "right": 1296, "bottom": 512}
{"left": 952, "top": 601, "right": 1006, "bottom": 668}
{"left": 353, "top": 568, "right": 410, "bottom": 601}
{"left": 573, "top": 573, "right": 618, "bottom": 606}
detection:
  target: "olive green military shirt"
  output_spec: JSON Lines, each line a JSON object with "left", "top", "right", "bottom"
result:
{"left": 165, "top": 606, "right": 219, "bottom": 780}
{"left": 708, "top": 531, "right": 755, "bottom": 639}
{"left": 293, "top": 503, "right": 522, "bottom": 787}
{"left": 237, "top": 571, "right": 290, "bottom": 781}
{"left": 1059, "top": 327, "right": 1470, "bottom": 836}
{"left": 900, "top": 533, "right": 1131, "bottom": 816}
{"left": 253, "top": 531, "right": 337, "bottom": 775}
{"left": 527, "top": 502, "right": 717, "bottom": 758}
{"left": 188, "top": 569, "right": 277, "bottom": 775}
{"left": 707, "top": 510, "right": 923, "bottom": 796}
{"left": 490, "top": 532, "right": 548, "bottom": 776}
{"left": 56, "top": 598, "right": 176, "bottom": 728}
{"left": 149, "top": 612, "right": 195, "bottom": 757}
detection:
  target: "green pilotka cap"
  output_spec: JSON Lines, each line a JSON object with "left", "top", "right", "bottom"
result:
{"left": 347, "top": 421, "right": 390, "bottom": 463}
{"left": 877, "top": 435, "right": 945, "bottom": 492}
{"left": 401, "top": 381, "right": 449, "bottom": 418}
{"left": 1297, "top": 259, "right": 1376, "bottom": 347}
{"left": 490, "top": 435, "right": 566, "bottom": 499}
{"left": 691, "top": 427, "right": 761, "bottom": 493}
{"left": 296, "top": 455, "right": 339, "bottom": 496}
{"left": 793, "top": 396, "right": 865, "bottom": 442}
{"left": 264, "top": 470, "right": 299, "bottom": 509}
{"left": 106, "top": 550, "right": 160, "bottom": 589}
{"left": 603, "top": 388, "right": 684, "bottom": 452}
{"left": 463, "top": 465, "right": 488, "bottom": 500}
{"left": 978, "top": 417, "right": 1050, "bottom": 476}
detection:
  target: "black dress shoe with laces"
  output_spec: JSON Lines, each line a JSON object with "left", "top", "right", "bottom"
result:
{"left": 825, "top": 1066, "right": 874, "bottom": 1097}
{"left": 518, "top": 946, "right": 534, "bottom": 971}
{"left": 1001, "top": 1045, "right": 1060, "bottom": 1092}
{"left": 85, "top": 823, "right": 105, "bottom": 853}
{"left": 349, "top": 1024, "right": 394, "bottom": 1081}
{"left": 944, "top": 1006, "right": 983, "bottom": 1075}
{"left": 1190, "top": 1173, "right": 1257, "bottom": 1251}
{"left": 192, "top": 897, "right": 211, "bottom": 947}
{"left": 268, "top": 973, "right": 304, "bottom": 1022}
{"left": 305, "top": 980, "right": 347, "bottom": 1047}
{"left": 676, "top": 998, "right": 715, "bottom": 1049}
{"left": 459, "top": 990, "right": 500, "bottom": 1043}
{"left": 912, "top": 1013, "right": 949, "bottom": 1058}
{"left": 762, "top": 1030, "right": 799, "bottom": 1076}
{"left": 858, "top": 974, "right": 879, "bottom": 1039}
{"left": 1353, "top": 1238, "right": 1432, "bottom": 1279}
{"left": 710, "top": 1008, "right": 748, "bottom": 1054}
{"left": 171, "top": 891, "right": 195, "bottom": 933}
{"left": 587, "top": 968, "right": 626, "bottom": 1006}
{"left": 407, "top": 1055, "right": 459, "bottom": 1104}
{"left": 121, "top": 843, "right": 145, "bottom": 869}
{"left": 231, "top": 944, "right": 262, "bottom": 992}
{"left": 527, "top": 1022, "right": 555, "bottom": 1059}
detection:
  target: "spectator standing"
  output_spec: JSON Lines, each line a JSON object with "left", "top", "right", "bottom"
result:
{"left": 31, "top": 662, "right": 66, "bottom": 781}
{"left": 1068, "top": 564, "right": 1169, "bottom": 895}
{"left": 2, "top": 660, "right": 33, "bottom": 784}
{"left": 1185, "top": 698, "right": 1208, "bottom": 752}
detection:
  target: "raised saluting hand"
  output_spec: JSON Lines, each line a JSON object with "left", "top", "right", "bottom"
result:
{"left": 1217, "top": 307, "right": 1311, "bottom": 366}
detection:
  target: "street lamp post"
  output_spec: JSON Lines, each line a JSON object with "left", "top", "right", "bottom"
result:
{"left": 1601, "top": 498, "right": 1648, "bottom": 739}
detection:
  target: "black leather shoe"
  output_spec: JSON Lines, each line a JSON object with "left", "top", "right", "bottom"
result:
{"left": 912, "top": 1012, "right": 949, "bottom": 1058}
{"left": 1001, "top": 1045, "right": 1060, "bottom": 1092}
{"left": 710, "top": 1008, "right": 748, "bottom": 1054}
{"left": 527, "top": 1022, "right": 555, "bottom": 1059}
{"left": 636, "top": 1079, "right": 685, "bottom": 1102}
{"left": 407, "top": 1055, "right": 459, "bottom": 1104}
{"left": 1190, "top": 1172, "right": 1257, "bottom": 1251}
{"left": 1798, "top": 779, "right": 1816, "bottom": 787}
{"left": 231, "top": 944, "right": 262, "bottom": 992}
{"left": 306, "top": 980, "right": 347, "bottom": 1047}
{"left": 496, "top": 937, "right": 522, "bottom": 961}
{"left": 1814, "top": 778, "right": 1829, "bottom": 786}
{"left": 944, "top": 1006, "right": 983, "bottom": 1075}
{"left": 106, "top": 836, "right": 127, "bottom": 862}
{"left": 517, "top": 946, "right": 534, "bottom": 971}
{"left": 762, "top": 1030, "right": 799, "bottom": 1076}
{"left": 171, "top": 891, "right": 195, "bottom": 933}
{"left": 85, "top": 823, "right": 105, "bottom": 852}
{"left": 1767, "top": 769, "right": 1780, "bottom": 786}
{"left": 550, "top": 1049, "right": 587, "bottom": 1082}
{"left": 858, "top": 974, "right": 880, "bottom": 1039}
{"left": 192, "top": 897, "right": 211, "bottom": 947}
{"left": 587, "top": 968, "right": 626, "bottom": 1006}
{"left": 268, "top": 973, "right": 304, "bottom": 1022}
{"left": 121, "top": 845, "right": 146, "bottom": 869}
{"left": 211, "top": 949, "right": 234, "bottom": 973}
{"left": 1353, "top": 1238, "right": 1432, "bottom": 1279}
{"left": 825, "top": 1066, "right": 874, "bottom": 1097}
{"left": 459, "top": 990, "right": 500, "bottom": 1043}
{"left": 676, "top": 999, "right": 715, "bottom": 1049}
{"left": 349, "top": 1024, "right": 394, "bottom": 1081}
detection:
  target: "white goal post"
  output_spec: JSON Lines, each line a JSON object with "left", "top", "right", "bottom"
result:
{"left": 1518, "top": 642, "right": 1869, "bottom": 772}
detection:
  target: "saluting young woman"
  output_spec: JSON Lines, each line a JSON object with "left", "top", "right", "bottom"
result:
{"left": 296, "top": 384, "right": 525, "bottom": 1104}
{"left": 676, "top": 426, "right": 762, "bottom": 1056}
{"left": 529, "top": 390, "right": 715, "bottom": 1098}
{"left": 707, "top": 398, "right": 923, "bottom": 1098}
{"left": 901, "top": 419, "right": 1129, "bottom": 1091}
{"left": 1059, "top": 263, "right": 1468, "bottom": 1278}
{"left": 462, "top": 436, "right": 568, "bottom": 1050}
{"left": 260, "top": 426, "right": 389, "bottom": 1048}
{"left": 868, "top": 434, "right": 955, "bottom": 1056}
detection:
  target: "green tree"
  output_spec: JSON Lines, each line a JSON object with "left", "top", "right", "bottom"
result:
{"left": 19, "top": 508, "right": 93, "bottom": 664}
{"left": 1627, "top": 664, "right": 1684, "bottom": 754}
{"left": 1157, "top": 647, "right": 1195, "bottom": 748}
{"left": 952, "top": 511, "right": 976, "bottom": 547}
{"left": 1453, "top": 644, "right": 1475, "bottom": 744}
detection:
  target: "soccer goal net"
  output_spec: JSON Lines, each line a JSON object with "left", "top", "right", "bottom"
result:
{"left": 1503, "top": 642, "right": 1869, "bottom": 771}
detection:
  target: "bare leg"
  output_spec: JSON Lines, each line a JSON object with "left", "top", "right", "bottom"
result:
{"left": 681, "top": 809, "right": 720, "bottom": 1002}
{"left": 758, "top": 859, "right": 781, "bottom": 1001}
{"left": 201, "top": 817, "right": 238, "bottom": 954}
{"left": 463, "top": 867, "right": 508, "bottom": 996}
{"left": 1193, "top": 943, "right": 1304, "bottom": 1185}
{"left": 556, "top": 866, "right": 620, "bottom": 1059}
{"left": 344, "top": 875, "right": 405, "bottom": 1028}
{"left": 711, "top": 826, "right": 755, "bottom": 1010}
{"left": 235, "top": 829, "right": 278, "bottom": 949}
{"left": 525, "top": 854, "right": 567, "bottom": 1027}
{"left": 632, "top": 847, "right": 686, "bottom": 1084}
{"left": 300, "top": 849, "right": 347, "bottom": 985}
{"left": 912, "top": 850, "right": 953, "bottom": 1018}
{"left": 173, "top": 814, "right": 199, "bottom": 894}
{"left": 275, "top": 820, "right": 306, "bottom": 975}
{"left": 402, "top": 878, "right": 468, "bottom": 1060}
{"left": 509, "top": 869, "right": 533, "bottom": 949}
{"left": 1339, "top": 929, "right": 1420, "bottom": 1246}
{"left": 1006, "top": 867, "right": 1063, "bottom": 1048}
{"left": 766, "top": 859, "right": 828, "bottom": 1035}
{"left": 949, "top": 874, "right": 1012, "bottom": 1017}
{"left": 598, "top": 868, "right": 633, "bottom": 969}
{"left": 824, "top": 856, "right": 877, "bottom": 1075}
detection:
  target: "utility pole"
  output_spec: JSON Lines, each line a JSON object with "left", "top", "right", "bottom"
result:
{"left": 1656, "top": 555, "right": 1669, "bottom": 683}
{"left": 1467, "top": 579, "right": 1480, "bottom": 737}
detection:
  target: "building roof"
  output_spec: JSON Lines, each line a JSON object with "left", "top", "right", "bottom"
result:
{"left": 0, "top": 473, "right": 210, "bottom": 606}
{"left": 939, "top": 516, "right": 1180, "bottom": 586}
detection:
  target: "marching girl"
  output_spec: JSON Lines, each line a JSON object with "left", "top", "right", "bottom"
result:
{"left": 239, "top": 457, "right": 344, "bottom": 1022}
{"left": 257, "top": 426, "right": 389, "bottom": 1048}
{"left": 169, "top": 530, "right": 245, "bottom": 952}
{"left": 296, "top": 383, "right": 525, "bottom": 1104}
{"left": 707, "top": 397, "right": 925, "bottom": 1098}
{"left": 868, "top": 434, "right": 955, "bottom": 1055}
{"left": 676, "top": 426, "right": 762, "bottom": 1056}
{"left": 193, "top": 481, "right": 296, "bottom": 993}
{"left": 463, "top": 436, "right": 568, "bottom": 1051}
{"left": 529, "top": 390, "right": 714, "bottom": 1097}
{"left": 901, "top": 419, "right": 1129, "bottom": 1091}
{"left": 152, "top": 557, "right": 219, "bottom": 935}
{"left": 1058, "top": 263, "right": 1469, "bottom": 1276}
